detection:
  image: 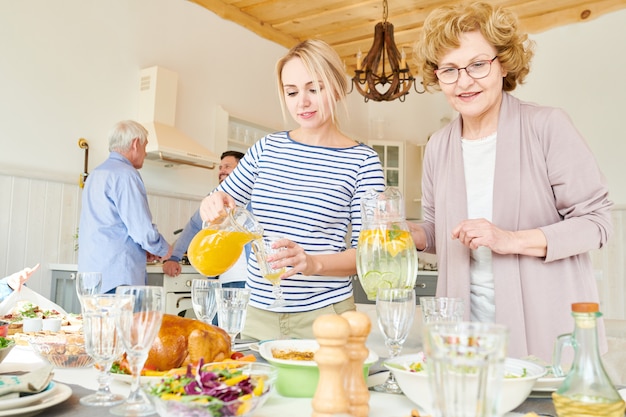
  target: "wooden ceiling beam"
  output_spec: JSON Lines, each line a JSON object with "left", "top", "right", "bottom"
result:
{"left": 189, "top": 0, "right": 301, "bottom": 48}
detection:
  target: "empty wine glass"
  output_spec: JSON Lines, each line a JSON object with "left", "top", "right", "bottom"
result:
{"left": 80, "top": 294, "right": 132, "bottom": 407}
{"left": 373, "top": 287, "right": 416, "bottom": 394}
{"left": 75, "top": 272, "right": 102, "bottom": 309}
{"left": 252, "top": 235, "right": 287, "bottom": 309}
{"left": 215, "top": 287, "right": 251, "bottom": 351}
{"left": 191, "top": 279, "right": 221, "bottom": 324}
{"left": 111, "top": 286, "right": 164, "bottom": 417}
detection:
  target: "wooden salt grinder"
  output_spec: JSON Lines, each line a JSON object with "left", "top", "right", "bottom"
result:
{"left": 342, "top": 311, "right": 372, "bottom": 417}
{"left": 311, "top": 314, "right": 351, "bottom": 417}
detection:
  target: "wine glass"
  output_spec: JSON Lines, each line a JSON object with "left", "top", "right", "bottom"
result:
{"left": 252, "top": 235, "right": 287, "bottom": 309}
{"left": 215, "top": 287, "right": 251, "bottom": 351}
{"left": 75, "top": 272, "right": 102, "bottom": 309}
{"left": 79, "top": 294, "right": 132, "bottom": 407}
{"left": 111, "top": 286, "right": 164, "bottom": 417}
{"left": 191, "top": 279, "right": 221, "bottom": 324}
{"left": 373, "top": 287, "right": 416, "bottom": 394}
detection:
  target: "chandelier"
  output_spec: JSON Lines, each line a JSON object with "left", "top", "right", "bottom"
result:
{"left": 350, "top": 0, "right": 424, "bottom": 102}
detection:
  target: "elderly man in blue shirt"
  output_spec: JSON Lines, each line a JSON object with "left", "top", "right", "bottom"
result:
{"left": 78, "top": 120, "right": 172, "bottom": 294}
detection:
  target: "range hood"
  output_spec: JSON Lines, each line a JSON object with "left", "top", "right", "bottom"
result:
{"left": 138, "top": 66, "right": 219, "bottom": 170}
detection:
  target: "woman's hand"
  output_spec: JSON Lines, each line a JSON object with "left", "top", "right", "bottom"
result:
{"left": 199, "top": 191, "right": 236, "bottom": 223}
{"left": 452, "top": 218, "right": 547, "bottom": 257}
{"left": 265, "top": 237, "right": 313, "bottom": 278}
{"left": 265, "top": 238, "right": 357, "bottom": 278}
{"left": 407, "top": 222, "right": 427, "bottom": 250}
{"left": 7, "top": 263, "right": 40, "bottom": 291}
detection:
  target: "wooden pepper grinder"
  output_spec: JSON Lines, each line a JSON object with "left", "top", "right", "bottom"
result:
{"left": 312, "top": 314, "right": 351, "bottom": 417}
{"left": 341, "top": 311, "right": 371, "bottom": 417}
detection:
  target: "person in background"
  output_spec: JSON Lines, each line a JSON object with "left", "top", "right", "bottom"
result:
{"left": 0, "top": 264, "right": 40, "bottom": 302}
{"left": 409, "top": 2, "right": 613, "bottom": 362}
{"left": 163, "top": 150, "right": 246, "bottom": 289}
{"left": 199, "top": 39, "right": 385, "bottom": 341}
{"left": 78, "top": 120, "right": 172, "bottom": 294}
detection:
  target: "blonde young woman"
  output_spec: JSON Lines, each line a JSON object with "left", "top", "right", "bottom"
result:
{"left": 409, "top": 2, "right": 612, "bottom": 362}
{"left": 199, "top": 39, "right": 385, "bottom": 341}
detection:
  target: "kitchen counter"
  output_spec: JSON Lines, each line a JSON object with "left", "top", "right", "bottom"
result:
{"left": 49, "top": 263, "right": 201, "bottom": 275}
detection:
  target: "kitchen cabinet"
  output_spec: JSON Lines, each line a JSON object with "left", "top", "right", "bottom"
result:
{"left": 369, "top": 140, "right": 424, "bottom": 220}
{"left": 214, "top": 105, "right": 276, "bottom": 155}
{"left": 49, "top": 264, "right": 81, "bottom": 314}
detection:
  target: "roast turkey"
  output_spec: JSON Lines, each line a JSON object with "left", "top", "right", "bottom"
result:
{"left": 142, "top": 314, "right": 231, "bottom": 371}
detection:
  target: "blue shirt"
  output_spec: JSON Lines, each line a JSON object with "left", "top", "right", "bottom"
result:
{"left": 78, "top": 152, "right": 169, "bottom": 293}
{"left": 0, "top": 278, "right": 13, "bottom": 302}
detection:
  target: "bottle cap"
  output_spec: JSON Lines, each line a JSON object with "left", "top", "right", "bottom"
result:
{"left": 572, "top": 302, "right": 599, "bottom": 313}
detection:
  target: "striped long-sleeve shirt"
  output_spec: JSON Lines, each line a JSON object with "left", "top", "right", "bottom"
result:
{"left": 217, "top": 131, "right": 385, "bottom": 312}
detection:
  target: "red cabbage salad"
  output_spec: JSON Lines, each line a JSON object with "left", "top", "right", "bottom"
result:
{"left": 148, "top": 359, "right": 269, "bottom": 416}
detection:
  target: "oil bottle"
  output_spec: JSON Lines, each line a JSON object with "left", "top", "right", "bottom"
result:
{"left": 552, "top": 302, "right": 625, "bottom": 417}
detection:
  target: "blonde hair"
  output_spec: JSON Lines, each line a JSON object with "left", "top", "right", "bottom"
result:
{"left": 276, "top": 39, "right": 348, "bottom": 123}
{"left": 414, "top": 2, "right": 534, "bottom": 92}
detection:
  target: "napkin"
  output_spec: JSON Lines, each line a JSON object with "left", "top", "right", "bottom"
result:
{"left": 0, "top": 364, "right": 54, "bottom": 398}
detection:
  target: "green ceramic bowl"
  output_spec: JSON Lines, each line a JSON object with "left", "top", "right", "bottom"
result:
{"left": 259, "top": 339, "right": 378, "bottom": 398}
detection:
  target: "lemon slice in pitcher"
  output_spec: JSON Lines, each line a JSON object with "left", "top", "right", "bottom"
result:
{"left": 361, "top": 271, "right": 396, "bottom": 300}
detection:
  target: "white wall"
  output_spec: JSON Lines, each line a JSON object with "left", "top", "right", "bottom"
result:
{"left": 1, "top": 1, "right": 623, "bottom": 203}
{"left": 0, "top": 1, "right": 625, "bottom": 303}
{"left": 515, "top": 9, "right": 626, "bottom": 205}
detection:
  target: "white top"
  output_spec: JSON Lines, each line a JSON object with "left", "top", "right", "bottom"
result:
{"left": 219, "top": 251, "right": 247, "bottom": 284}
{"left": 462, "top": 133, "right": 497, "bottom": 323}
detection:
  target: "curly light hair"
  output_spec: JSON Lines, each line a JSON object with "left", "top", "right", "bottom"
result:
{"left": 276, "top": 39, "right": 348, "bottom": 123}
{"left": 413, "top": 2, "right": 535, "bottom": 92}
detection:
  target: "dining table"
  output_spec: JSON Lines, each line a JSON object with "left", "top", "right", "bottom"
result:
{"left": 0, "top": 303, "right": 612, "bottom": 417}
{"left": 0, "top": 345, "right": 557, "bottom": 417}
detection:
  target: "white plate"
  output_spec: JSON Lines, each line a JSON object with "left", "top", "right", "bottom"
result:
{"left": 111, "top": 373, "right": 165, "bottom": 385}
{"left": 259, "top": 339, "right": 378, "bottom": 366}
{"left": 0, "top": 382, "right": 56, "bottom": 411}
{"left": 0, "top": 382, "right": 71, "bottom": 417}
{"left": 532, "top": 375, "right": 566, "bottom": 392}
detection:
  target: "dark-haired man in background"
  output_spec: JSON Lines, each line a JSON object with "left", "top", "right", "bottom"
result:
{"left": 163, "top": 150, "right": 246, "bottom": 289}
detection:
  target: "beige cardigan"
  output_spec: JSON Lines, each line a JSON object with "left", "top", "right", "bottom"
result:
{"left": 420, "top": 92, "right": 613, "bottom": 361}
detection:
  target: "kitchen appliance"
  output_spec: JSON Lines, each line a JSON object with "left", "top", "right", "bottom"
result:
{"left": 138, "top": 65, "right": 220, "bottom": 170}
{"left": 146, "top": 264, "right": 209, "bottom": 317}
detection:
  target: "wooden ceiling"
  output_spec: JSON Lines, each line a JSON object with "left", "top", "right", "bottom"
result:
{"left": 191, "top": 0, "right": 625, "bottom": 73}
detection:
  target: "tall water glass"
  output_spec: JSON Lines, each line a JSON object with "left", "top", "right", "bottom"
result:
{"left": 373, "top": 288, "right": 416, "bottom": 394}
{"left": 424, "top": 321, "right": 508, "bottom": 417}
{"left": 420, "top": 297, "right": 464, "bottom": 323}
{"left": 75, "top": 272, "right": 102, "bottom": 309}
{"left": 252, "top": 235, "right": 287, "bottom": 309}
{"left": 215, "top": 287, "right": 251, "bottom": 351}
{"left": 191, "top": 279, "right": 221, "bottom": 324}
{"left": 111, "top": 286, "right": 164, "bottom": 417}
{"left": 80, "top": 294, "right": 132, "bottom": 406}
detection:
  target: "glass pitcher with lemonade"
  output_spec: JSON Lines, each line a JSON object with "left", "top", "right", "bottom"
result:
{"left": 356, "top": 187, "right": 418, "bottom": 300}
{"left": 187, "top": 207, "right": 263, "bottom": 276}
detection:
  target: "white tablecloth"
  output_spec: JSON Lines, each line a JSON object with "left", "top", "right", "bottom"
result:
{"left": 2, "top": 344, "right": 534, "bottom": 417}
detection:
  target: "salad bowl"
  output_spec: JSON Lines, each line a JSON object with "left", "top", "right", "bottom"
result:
{"left": 385, "top": 352, "right": 546, "bottom": 416}
{"left": 145, "top": 361, "right": 277, "bottom": 417}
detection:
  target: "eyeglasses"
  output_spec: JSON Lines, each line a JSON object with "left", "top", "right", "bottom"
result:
{"left": 434, "top": 56, "right": 498, "bottom": 84}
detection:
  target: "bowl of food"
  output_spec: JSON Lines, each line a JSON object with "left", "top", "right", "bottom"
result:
{"left": 145, "top": 361, "right": 277, "bottom": 417}
{"left": 385, "top": 352, "right": 546, "bottom": 416}
{"left": 0, "top": 337, "right": 15, "bottom": 363}
{"left": 259, "top": 339, "right": 379, "bottom": 398}
{"left": 0, "top": 320, "right": 9, "bottom": 337}
{"left": 28, "top": 331, "right": 94, "bottom": 368}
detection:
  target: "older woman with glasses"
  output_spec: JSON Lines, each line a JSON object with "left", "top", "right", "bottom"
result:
{"left": 409, "top": 2, "right": 612, "bottom": 362}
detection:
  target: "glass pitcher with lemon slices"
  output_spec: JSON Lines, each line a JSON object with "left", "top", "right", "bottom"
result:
{"left": 187, "top": 207, "right": 263, "bottom": 277}
{"left": 356, "top": 187, "right": 418, "bottom": 300}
